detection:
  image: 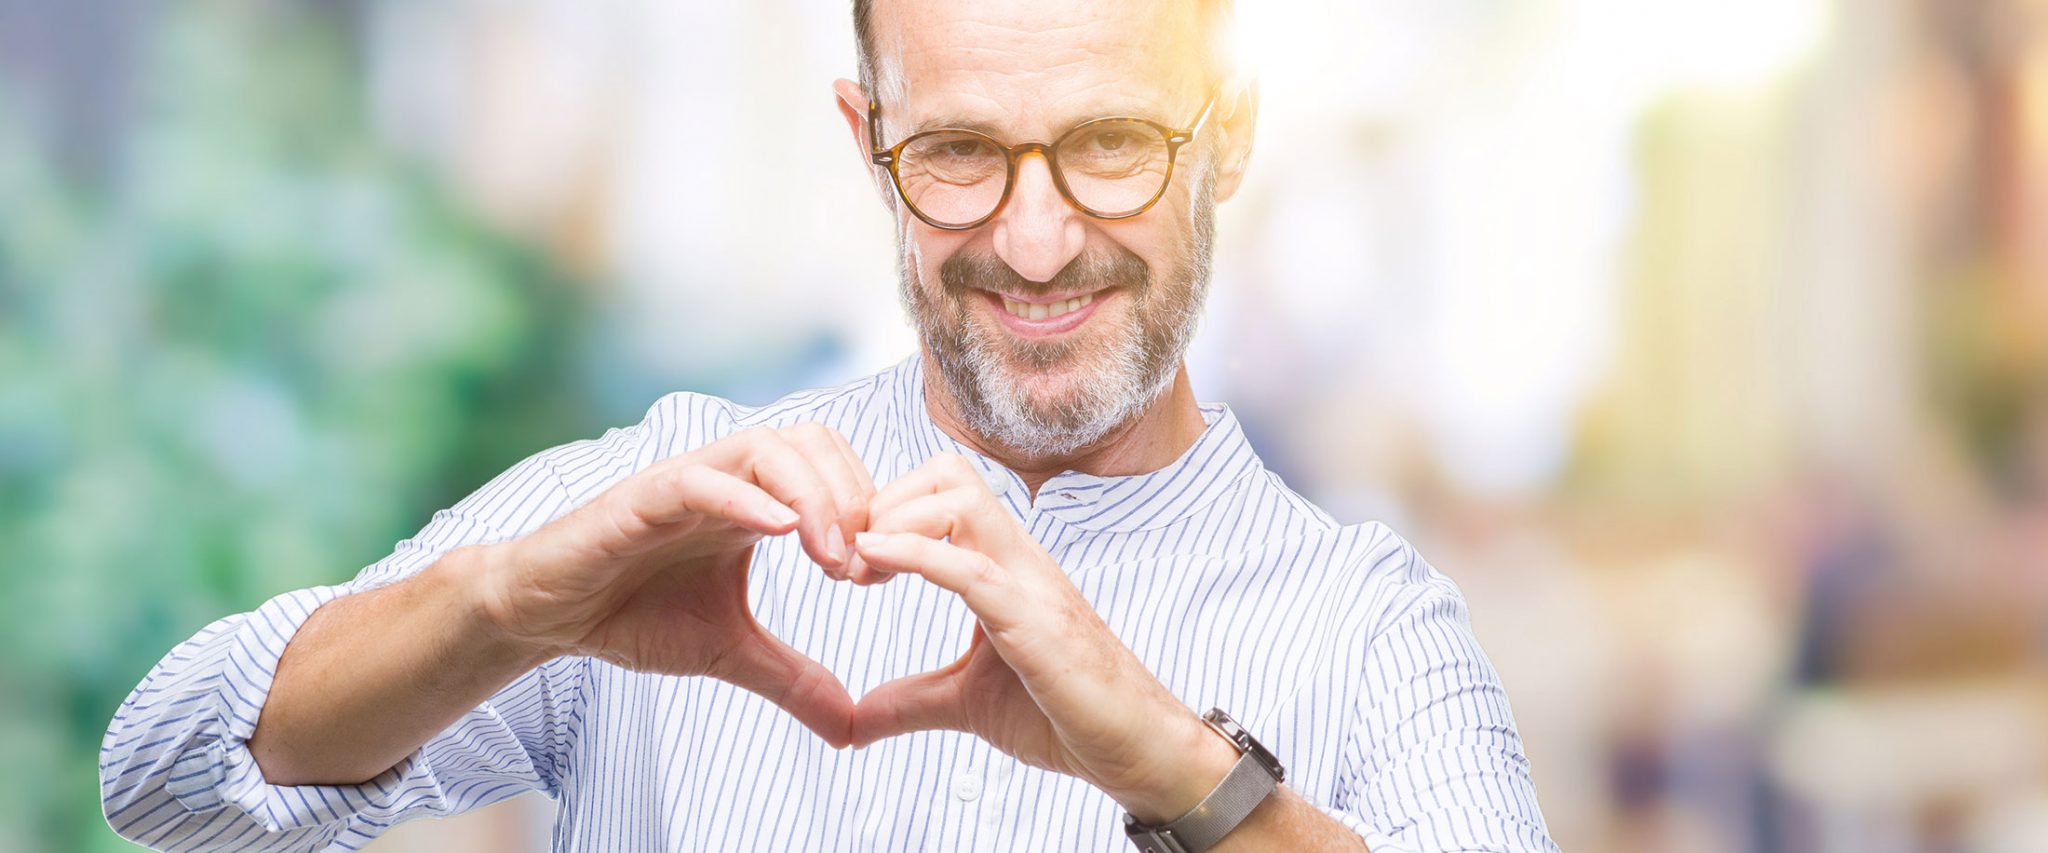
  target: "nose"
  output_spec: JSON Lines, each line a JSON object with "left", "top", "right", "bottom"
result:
{"left": 989, "top": 151, "right": 1086, "bottom": 283}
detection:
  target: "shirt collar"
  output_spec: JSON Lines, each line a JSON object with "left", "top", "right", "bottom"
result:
{"left": 885, "top": 352, "right": 1264, "bottom": 533}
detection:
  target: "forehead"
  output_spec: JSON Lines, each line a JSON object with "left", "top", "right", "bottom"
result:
{"left": 871, "top": 0, "right": 1208, "bottom": 133}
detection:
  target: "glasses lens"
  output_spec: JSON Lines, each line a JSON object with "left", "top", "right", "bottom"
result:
{"left": 1055, "top": 119, "right": 1172, "bottom": 217}
{"left": 895, "top": 131, "right": 1008, "bottom": 226}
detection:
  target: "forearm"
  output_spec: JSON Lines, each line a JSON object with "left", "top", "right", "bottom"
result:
{"left": 1210, "top": 786, "right": 1368, "bottom": 852}
{"left": 249, "top": 544, "right": 552, "bottom": 786}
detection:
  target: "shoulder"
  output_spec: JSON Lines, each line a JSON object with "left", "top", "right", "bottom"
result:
{"left": 1324, "top": 521, "right": 1473, "bottom": 641}
{"left": 1215, "top": 494, "right": 1469, "bottom": 644}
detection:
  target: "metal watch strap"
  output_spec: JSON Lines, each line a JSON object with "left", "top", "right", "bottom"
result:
{"left": 1123, "top": 709, "right": 1285, "bottom": 853}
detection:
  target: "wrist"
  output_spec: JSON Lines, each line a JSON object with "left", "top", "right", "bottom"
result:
{"left": 439, "top": 543, "right": 567, "bottom": 667}
{"left": 1113, "top": 709, "right": 1242, "bottom": 825}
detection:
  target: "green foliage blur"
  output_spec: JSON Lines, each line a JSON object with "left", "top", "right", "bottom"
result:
{"left": 0, "top": 6, "right": 601, "bottom": 850}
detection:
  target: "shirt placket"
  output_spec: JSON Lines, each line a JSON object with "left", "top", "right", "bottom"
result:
{"left": 931, "top": 741, "right": 1023, "bottom": 851}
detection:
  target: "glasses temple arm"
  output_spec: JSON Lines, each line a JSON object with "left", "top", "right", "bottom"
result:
{"left": 868, "top": 99, "right": 893, "bottom": 163}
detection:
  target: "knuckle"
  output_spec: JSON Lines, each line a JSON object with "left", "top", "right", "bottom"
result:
{"left": 937, "top": 453, "right": 975, "bottom": 478}
{"left": 971, "top": 554, "right": 1003, "bottom": 588}
{"left": 742, "top": 425, "right": 788, "bottom": 453}
{"left": 662, "top": 461, "right": 698, "bottom": 492}
{"left": 589, "top": 501, "right": 642, "bottom": 559}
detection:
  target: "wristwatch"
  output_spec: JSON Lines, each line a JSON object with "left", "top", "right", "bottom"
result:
{"left": 1122, "top": 709, "right": 1286, "bottom": 853}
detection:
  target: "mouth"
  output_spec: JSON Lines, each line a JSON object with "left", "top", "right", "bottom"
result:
{"left": 981, "top": 289, "right": 1106, "bottom": 338}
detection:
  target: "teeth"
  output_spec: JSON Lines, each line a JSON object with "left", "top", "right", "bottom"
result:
{"left": 1000, "top": 292, "right": 1095, "bottom": 322}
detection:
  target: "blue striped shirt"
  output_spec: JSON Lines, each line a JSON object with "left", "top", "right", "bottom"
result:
{"left": 101, "top": 353, "right": 1557, "bottom": 851}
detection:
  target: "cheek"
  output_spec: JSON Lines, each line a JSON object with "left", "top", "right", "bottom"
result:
{"left": 1096, "top": 221, "right": 1185, "bottom": 283}
{"left": 905, "top": 229, "right": 974, "bottom": 293}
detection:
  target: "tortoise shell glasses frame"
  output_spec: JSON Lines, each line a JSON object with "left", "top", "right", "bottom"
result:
{"left": 866, "top": 85, "right": 1224, "bottom": 231}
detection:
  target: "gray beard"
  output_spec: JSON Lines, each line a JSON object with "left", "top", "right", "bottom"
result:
{"left": 898, "top": 164, "right": 1216, "bottom": 459}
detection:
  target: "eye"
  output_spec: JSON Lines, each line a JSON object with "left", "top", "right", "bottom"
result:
{"left": 945, "top": 139, "right": 991, "bottom": 158}
{"left": 1090, "top": 131, "right": 1129, "bottom": 151}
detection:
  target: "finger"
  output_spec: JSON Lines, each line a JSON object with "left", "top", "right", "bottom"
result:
{"left": 849, "top": 564, "right": 896, "bottom": 586}
{"left": 863, "top": 488, "right": 989, "bottom": 543}
{"left": 724, "top": 627, "right": 857, "bottom": 749}
{"left": 712, "top": 430, "right": 849, "bottom": 570}
{"left": 788, "top": 426, "right": 887, "bottom": 582}
{"left": 849, "top": 653, "right": 971, "bottom": 748}
{"left": 600, "top": 462, "right": 799, "bottom": 556}
{"left": 865, "top": 489, "right": 1051, "bottom": 590}
{"left": 866, "top": 452, "right": 985, "bottom": 524}
{"left": 779, "top": 424, "right": 871, "bottom": 560}
{"left": 818, "top": 428, "right": 888, "bottom": 583}
{"left": 780, "top": 424, "right": 867, "bottom": 528}
{"left": 824, "top": 427, "right": 879, "bottom": 501}
{"left": 847, "top": 546, "right": 904, "bottom": 585}
{"left": 851, "top": 531, "right": 1023, "bottom": 630}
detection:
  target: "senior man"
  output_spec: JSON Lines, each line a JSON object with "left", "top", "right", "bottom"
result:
{"left": 102, "top": 0, "right": 1556, "bottom": 850}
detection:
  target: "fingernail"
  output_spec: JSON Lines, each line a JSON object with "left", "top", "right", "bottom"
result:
{"left": 765, "top": 503, "right": 799, "bottom": 526}
{"left": 855, "top": 531, "right": 881, "bottom": 549}
{"left": 826, "top": 524, "right": 846, "bottom": 563}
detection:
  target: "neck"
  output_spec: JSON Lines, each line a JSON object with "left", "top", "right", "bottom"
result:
{"left": 922, "top": 357, "right": 1208, "bottom": 498}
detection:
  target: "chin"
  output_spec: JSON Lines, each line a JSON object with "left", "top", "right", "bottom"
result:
{"left": 1004, "top": 366, "right": 1096, "bottom": 419}
{"left": 992, "top": 335, "right": 1115, "bottom": 395}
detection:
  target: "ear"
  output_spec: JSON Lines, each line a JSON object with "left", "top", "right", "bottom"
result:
{"left": 1208, "top": 81, "right": 1259, "bottom": 204}
{"left": 834, "top": 78, "right": 899, "bottom": 212}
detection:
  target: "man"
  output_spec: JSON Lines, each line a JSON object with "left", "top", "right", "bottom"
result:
{"left": 101, "top": 0, "right": 1556, "bottom": 850}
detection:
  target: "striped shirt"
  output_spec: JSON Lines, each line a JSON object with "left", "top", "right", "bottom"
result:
{"left": 101, "top": 353, "right": 1557, "bottom": 852}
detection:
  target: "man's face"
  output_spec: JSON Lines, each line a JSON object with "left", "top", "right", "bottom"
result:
{"left": 852, "top": 0, "right": 1231, "bottom": 458}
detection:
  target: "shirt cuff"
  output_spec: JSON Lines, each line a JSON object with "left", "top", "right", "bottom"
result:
{"left": 162, "top": 583, "right": 403, "bottom": 832}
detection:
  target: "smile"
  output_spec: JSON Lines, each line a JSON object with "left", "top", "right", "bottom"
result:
{"left": 983, "top": 289, "right": 1105, "bottom": 337}
{"left": 1001, "top": 292, "right": 1094, "bottom": 320}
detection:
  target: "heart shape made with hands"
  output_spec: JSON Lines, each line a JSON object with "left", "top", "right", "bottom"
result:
{"left": 712, "top": 451, "right": 1081, "bottom": 763}
{"left": 557, "top": 425, "right": 1164, "bottom": 788}
{"left": 738, "top": 468, "right": 1021, "bottom": 752}
{"left": 555, "top": 429, "right": 1198, "bottom": 814}
{"left": 538, "top": 428, "right": 1018, "bottom": 754}
{"left": 749, "top": 449, "right": 1167, "bottom": 799}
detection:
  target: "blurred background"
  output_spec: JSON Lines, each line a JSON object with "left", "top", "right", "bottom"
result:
{"left": 2, "top": 0, "right": 2045, "bottom": 850}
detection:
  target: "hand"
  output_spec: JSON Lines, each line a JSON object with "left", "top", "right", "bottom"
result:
{"left": 846, "top": 454, "right": 1237, "bottom": 822}
{"left": 475, "top": 423, "right": 877, "bottom": 747}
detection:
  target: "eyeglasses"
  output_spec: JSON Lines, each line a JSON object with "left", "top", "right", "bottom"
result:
{"left": 868, "top": 86, "right": 1221, "bottom": 231}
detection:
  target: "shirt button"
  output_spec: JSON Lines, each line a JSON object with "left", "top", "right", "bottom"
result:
{"left": 953, "top": 772, "right": 983, "bottom": 801}
{"left": 980, "top": 468, "right": 1011, "bottom": 496}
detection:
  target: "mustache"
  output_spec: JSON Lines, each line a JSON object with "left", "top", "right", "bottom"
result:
{"left": 937, "top": 247, "right": 1151, "bottom": 299}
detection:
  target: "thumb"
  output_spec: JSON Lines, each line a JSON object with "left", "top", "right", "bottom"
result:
{"left": 724, "top": 628, "right": 857, "bottom": 749}
{"left": 851, "top": 653, "right": 971, "bottom": 748}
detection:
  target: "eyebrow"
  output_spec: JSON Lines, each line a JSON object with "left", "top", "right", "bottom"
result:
{"left": 909, "top": 99, "right": 1172, "bottom": 139}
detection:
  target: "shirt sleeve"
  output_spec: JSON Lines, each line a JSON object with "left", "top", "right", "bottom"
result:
{"left": 1323, "top": 547, "right": 1560, "bottom": 853}
{"left": 98, "top": 447, "right": 590, "bottom": 852}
